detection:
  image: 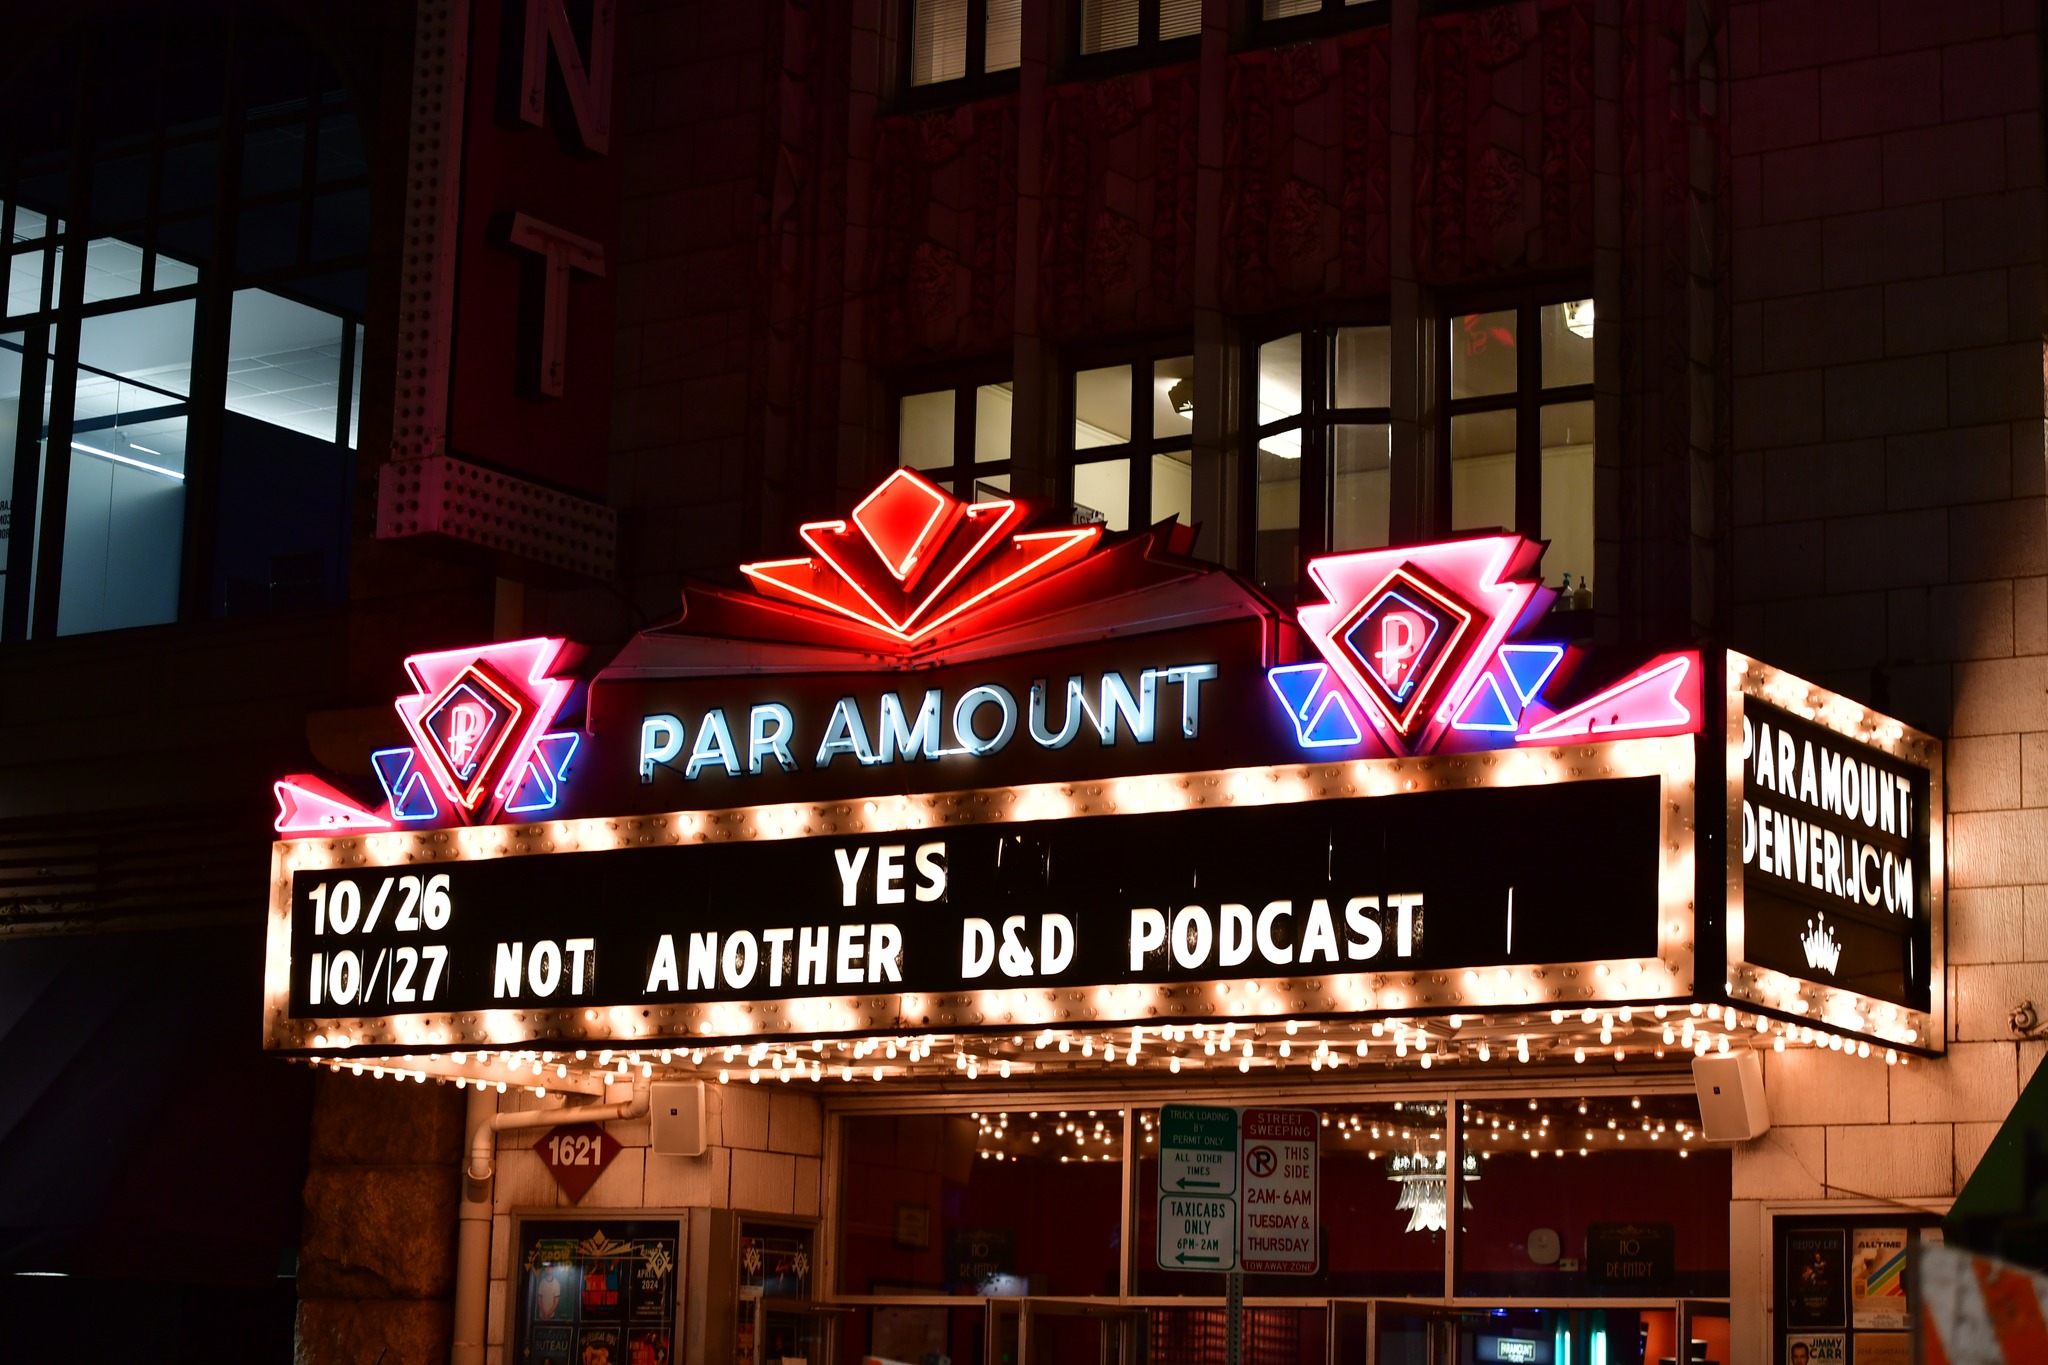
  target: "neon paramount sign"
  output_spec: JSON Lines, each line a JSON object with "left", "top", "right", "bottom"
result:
{"left": 632, "top": 662, "right": 1219, "bottom": 782}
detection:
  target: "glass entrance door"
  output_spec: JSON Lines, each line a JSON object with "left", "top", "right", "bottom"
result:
{"left": 1358, "top": 1304, "right": 1678, "bottom": 1365}
{"left": 1017, "top": 1299, "right": 1145, "bottom": 1365}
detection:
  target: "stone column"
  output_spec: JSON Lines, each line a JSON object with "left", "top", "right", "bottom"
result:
{"left": 295, "top": 1072, "right": 466, "bottom": 1364}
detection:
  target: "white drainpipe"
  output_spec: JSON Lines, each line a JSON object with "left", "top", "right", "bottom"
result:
{"left": 450, "top": 1084, "right": 650, "bottom": 1365}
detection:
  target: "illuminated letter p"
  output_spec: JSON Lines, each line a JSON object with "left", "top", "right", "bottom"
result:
{"left": 639, "top": 714, "right": 685, "bottom": 783}
{"left": 1375, "top": 611, "right": 1421, "bottom": 687}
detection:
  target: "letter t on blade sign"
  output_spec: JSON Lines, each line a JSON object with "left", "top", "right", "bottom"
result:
{"left": 506, "top": 212, "right": 607, "bottom": 397}
{"left": 1157, "top": 1105, "right": 1238, "bottom": 1272}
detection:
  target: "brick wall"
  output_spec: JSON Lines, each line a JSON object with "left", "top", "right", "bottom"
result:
{"left": 1727, "top": 0, "right": 2048, "bottom": 1350}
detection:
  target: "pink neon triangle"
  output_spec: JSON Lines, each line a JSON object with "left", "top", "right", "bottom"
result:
{"left": 274, "top": 777, "right": 391, "bottom": 834}
{"left": 1517, "top": 653, "right": 1698, "bottom": 742}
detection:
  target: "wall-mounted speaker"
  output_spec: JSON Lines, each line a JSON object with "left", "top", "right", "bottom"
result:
{"left": 1693, "top": 1051, "right": 1770, "bottom": 1141}
{"left": 650, "top": 1080, "right": 707, "bottom": 1156}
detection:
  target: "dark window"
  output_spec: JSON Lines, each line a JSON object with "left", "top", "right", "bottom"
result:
{"left": 1246, "top": 324, "right": 1391, "bottom": 598}
{"left": 1066, "top": 345, "right": 1194, "bottom": 532}
{"left": 1444, "top": 294, "right": 1595, "bottom": 593}
{"left": 907, "top": 0, "right": 1022, "bottom": 94}
{"left": 0, "top": 10, "right": 370, "bottom": 641}
{"left": 895, "top": 373, "right": 1014, "bottom": 501}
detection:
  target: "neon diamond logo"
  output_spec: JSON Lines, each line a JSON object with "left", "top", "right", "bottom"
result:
{"left": 1330, "top": 567, "right": 1475, "bottom": 735}
{"left": 393, "top": 638, "right": 573, "bottom": 820}
{"left": 1287, "top": 537, "right": 1552, "bottom": 755}
{"left": 418, "top": 665, "right": 529, "bottom": 806}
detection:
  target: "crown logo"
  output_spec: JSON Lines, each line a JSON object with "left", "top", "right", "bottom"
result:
{"left": 1801, "top": 914, "right": 1842, "bottom": 975}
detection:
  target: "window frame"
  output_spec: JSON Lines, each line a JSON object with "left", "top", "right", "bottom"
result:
{"left": 1252, "top": 0, "right": 1392, "bottom": 47}
{"left": 889, "top": 364, "right": 1016, "bottom": 504}
{"left": 1437, "top": 284, "right": 1596, "bottom": 555}
{"left": 1066, "top": 0, "right": 1202, "bottom": 81}
{"left": 1061, "top": 337, "right": 1196, "bottom": 533}
{"left": 1239, "top": 315, "right": 1395, "bottom": 598}
{"left": 896, "top": 0, "right": 1023, "bottom": 111}
{"left": 0, "top": 23, "right": 371, "bottom": 644}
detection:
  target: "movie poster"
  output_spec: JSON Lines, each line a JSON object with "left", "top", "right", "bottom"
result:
{"left": 516, "top": 1223, "right": 680, "bottom": 1365}
{"left": 530, "top": 1326, "right": 575, "bottom": 1365}
{"left": 581, "top": 1257, "right": 624, "bottom": 1319}
{"left": 1783, "top": 1229, "right": 1846, "bottom": 1329}
{"left": 577, "top": 1326, "right": 622, "bottom": 1365}
{"left": 626, "top": 1329, "right": 672, "bottom": 1365}
{"left": 1850, "top": 1229, "right": 1908, "bottom": 1329}
{"left": 1785, "top": 1335, "right": 1845, "bottom": 1365}
{"left": 630, "top": 1250, "right": 674, "bottom": 1322}
{"left": 1852, "top": 1334, "right": 1910, "bottom": 1365}
{"left": 531, "top": 1260, "right": 579, "bottom": 1325}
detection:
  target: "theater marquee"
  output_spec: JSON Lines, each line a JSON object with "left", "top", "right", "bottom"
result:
{"left": 260, "top": 472, "right": 1940, "bottom": 1058}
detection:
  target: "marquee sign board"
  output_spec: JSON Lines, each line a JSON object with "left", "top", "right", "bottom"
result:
{"left": 1724, "top": 652, "right": 1944, "bottom": 1055}
{"left": 282, "top": 777, "right": 1661, "bottom": 1019}
{"left": 263, "top": 732, "right": 1697, "bottom": 1053}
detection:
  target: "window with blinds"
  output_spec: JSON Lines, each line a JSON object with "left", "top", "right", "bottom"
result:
{"left": 1078, "top": 0, "right": 1200, "bottom": 58}
{"left": 910, "top": 0, "right": 1021, "bottom": 89}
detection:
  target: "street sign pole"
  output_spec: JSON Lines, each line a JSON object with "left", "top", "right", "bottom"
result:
{"left": 1225, "top": 1268, "right": 1243, "bottom": 1365}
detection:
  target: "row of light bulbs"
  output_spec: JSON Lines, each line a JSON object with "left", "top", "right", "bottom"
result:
{"left": 295, "top": 1003, "right": 1906, "bottom": 1097}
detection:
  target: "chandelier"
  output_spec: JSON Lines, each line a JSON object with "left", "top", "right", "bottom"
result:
{"left": 1386, "top": 1149, "right": 1480, "bottom": 1234}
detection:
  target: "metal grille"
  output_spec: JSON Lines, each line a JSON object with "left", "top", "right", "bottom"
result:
{"left": 0, "top": 809, "right": 267, "bottom": 935}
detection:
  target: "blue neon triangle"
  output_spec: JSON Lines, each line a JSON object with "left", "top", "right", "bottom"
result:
{"left": 395, "top": 774, "right": 440, "bottom": 821}
{"left": 534, "top": 732, "right": 580, "bottom": 779}
{"left": 1304, "top": 690, "right": 1364, "bottom": 746}
{"left": 506, "top": 733, "right": 581, "bottom": 815}
{"left": 1499, "top": 644, "right": 1565, "bottom": 707}
{"left": 1452, "top": 672, "right": 1517, "bottom": 732}
{"left": 370, "top": 747, "right": 414, "bottom": 800}
{"left": 1268, "top": 663, "right": 1328, "bottom": 722}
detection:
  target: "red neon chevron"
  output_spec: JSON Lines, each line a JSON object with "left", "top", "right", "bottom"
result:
{"left": 741, "top": 470, "right": 1101, "bottom": 645}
